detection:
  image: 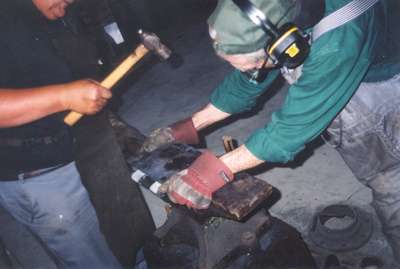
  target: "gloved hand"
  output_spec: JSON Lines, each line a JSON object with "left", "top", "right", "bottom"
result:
{"left": 159, "top": 150, "right": 234, "bottom": 209}
{"left": 141, "top": 117, "right": 199, "bottom": 152}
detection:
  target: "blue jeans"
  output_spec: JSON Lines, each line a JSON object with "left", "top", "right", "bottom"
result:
{"left": 326, "top": 74, "right": 400, "bottom": 261}
{"left": 0, "top": 162, "right": 122, "bottom": 269}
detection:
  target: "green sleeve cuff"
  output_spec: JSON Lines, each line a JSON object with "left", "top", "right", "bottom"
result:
{"left": 210, "top": 69, "right": 280, "bottom": 114}
{"left": 245, "top": 127, "right": 304, "bottom": 163}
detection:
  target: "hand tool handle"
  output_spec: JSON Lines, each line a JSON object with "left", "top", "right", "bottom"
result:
{"left": 223, "top": 136, "right": 237, "bottom": 153}
{"left": 64, "top": 44, "right": 150, "bottom": 126}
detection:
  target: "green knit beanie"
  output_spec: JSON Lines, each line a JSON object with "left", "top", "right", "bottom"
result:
{"left": 208, "top": 0, "right": 297, "bottom": 55}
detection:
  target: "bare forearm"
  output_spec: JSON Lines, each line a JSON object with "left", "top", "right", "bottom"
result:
{"left": 0, "top": 79, "right": 111, "bottom": 128}
{"left": 0, "top": 86, "right": 67, "bottom": 127}
{"left": 191, "top": 104, "right": 263, "bottom": 173}
{"left": 192, "top": 103, "right": 231, "bottom": 130}
{"left": 219, "top": 144, "right": 264, "bottom": 173}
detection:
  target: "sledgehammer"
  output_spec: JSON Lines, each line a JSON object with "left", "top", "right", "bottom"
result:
{"left": 64, "top": 29, "right": 172, "bottom": 126}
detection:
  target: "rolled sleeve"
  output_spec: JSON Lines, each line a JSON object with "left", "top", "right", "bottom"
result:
{"left": 210, "top": 69, "right": 280, "bottom": 114}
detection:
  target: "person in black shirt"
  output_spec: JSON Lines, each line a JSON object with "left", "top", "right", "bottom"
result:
{"left": 0, "top": 0, "right": 122, "bottom": 268}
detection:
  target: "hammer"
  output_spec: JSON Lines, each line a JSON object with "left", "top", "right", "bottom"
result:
{"left": 64, "top": 30, "right": 172, "bottom": 126}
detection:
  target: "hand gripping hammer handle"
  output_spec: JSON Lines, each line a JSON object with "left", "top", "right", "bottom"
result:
{"left": 64, "top": 44, "right": 149, "bottom": 126}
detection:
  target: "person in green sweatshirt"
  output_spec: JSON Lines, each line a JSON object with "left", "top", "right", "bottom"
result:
{"left": 141, "top": 0, "right": 400, "bottom": 261}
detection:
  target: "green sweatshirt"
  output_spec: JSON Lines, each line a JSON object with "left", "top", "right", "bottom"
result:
{"left": 210, "top": 0, "right": 400, "bottom": 163}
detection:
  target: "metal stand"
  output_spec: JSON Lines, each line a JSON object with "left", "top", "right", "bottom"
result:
{"left": 144, "top": 206, "right": 316, "bottom": 269}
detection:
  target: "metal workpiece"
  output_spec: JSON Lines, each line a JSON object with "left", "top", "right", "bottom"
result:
{"left": 212, "top": 173, "right": 273, "bottom": 220}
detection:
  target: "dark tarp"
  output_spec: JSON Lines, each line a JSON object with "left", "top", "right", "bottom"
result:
{"left": 73, "top": 111, "right": 155, "bottom": 268}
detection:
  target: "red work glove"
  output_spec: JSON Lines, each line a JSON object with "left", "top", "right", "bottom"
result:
{"left": 160, "top": 150, "right": 234, "bottom": 209}
{"left": 169, "top": 117, "right": 199, "bottom": 145}
{"left": 141, "top": 117, "right": 199, "bottom": 152}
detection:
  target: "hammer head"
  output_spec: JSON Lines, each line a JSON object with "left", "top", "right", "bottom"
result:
{"left": 138, "top": 29, "right": 172, "bottom": 60}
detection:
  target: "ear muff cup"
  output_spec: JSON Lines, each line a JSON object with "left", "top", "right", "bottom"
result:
{"left": 231, "top": 0, "right": 313, "bottom": 69}
{"left": 267, "top": 23, "right": 310, "bottom": 69}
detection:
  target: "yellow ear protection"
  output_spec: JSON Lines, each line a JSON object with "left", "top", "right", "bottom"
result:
{"left": 232, "top": 0, "right": 310, "bottom": 69}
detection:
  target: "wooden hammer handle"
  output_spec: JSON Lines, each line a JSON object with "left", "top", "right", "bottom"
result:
{"left": 64, "top": 44, "right": 150, "bottom": 126}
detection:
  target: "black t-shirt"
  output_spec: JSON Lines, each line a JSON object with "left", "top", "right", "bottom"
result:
{"left": 0, "top": 0, "right": 75, "bottom": 177}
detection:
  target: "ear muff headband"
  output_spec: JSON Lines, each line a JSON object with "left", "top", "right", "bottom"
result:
{"left": 231, "top": 0, "right": 279, "bottom": 37}
{"left": 232, "top": 0, "right": 310, "bottom": 68}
